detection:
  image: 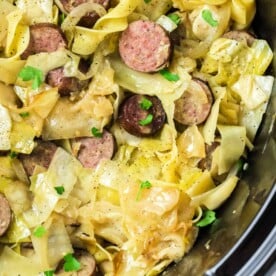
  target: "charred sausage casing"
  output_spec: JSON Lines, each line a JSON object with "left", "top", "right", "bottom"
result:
{"left": 118, "top": 94, "right": 166, "bottom": 137}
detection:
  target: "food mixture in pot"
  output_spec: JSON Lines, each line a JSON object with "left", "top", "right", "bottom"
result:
{"left": 0, "top": 0, "right": 274, "bottom": 275}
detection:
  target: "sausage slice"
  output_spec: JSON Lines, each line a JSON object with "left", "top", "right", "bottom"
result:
{"left": 19, "top": 140, "right": 58, "bottom": 176}
{"left": 71, "top": 130, "right": 115, "bottom": 169}
{"left": 222, "top": 31, "right": 256, "bottom": 47}
{"left": 0, "top": 193, "right": 12, "bottom": 236}
{"left": 118, "top": 94, "right": 166, "bottom": 137}
{"left": 46, "top": 67, "right": 89, "bottom": 96}
{"left": 56, "top": 249, "right": 97, "bottom": 275}
{"left": 174, "top": 78, "right": 213, "bottom": 125}
{"left": 21, "top": 23, "right": 67, "bottom": 59}
{"left": 119, "top": 20, "right": 172, "bottom": 72}
{"left": 198, "top": 142, "right": 220, "bottom": 171}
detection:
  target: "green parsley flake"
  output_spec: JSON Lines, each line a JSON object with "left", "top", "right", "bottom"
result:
{"left": 33, "top": 226, "right": 47, "bottom": 237}
{"left": 18, "top": 66, "right": 43, "bottom": 89}
{"left": 44, "top": 270, "right": 54, "bottom": 276}
{"left": 54, "top": 186, "right": 65, "bottom": 195}
{"left": 19, "top": 112, "right": 30, "bottom": 118}
{"left": 9, "top": 151, "right": 18, "bottom": 159}
{"left": 196, "top": 210, "right": 216, "bottom": 227}
{"left": 139, "top": 114, "right": 153, "bottom": 126}
{"left": 91, "top": 127, "right": 103, "bottom": 138}
{"left": 144, "top": 0, "right": 151, "bottom": 3}
{"left": 167, "top": 13, "right": 181, "bottom": 25}
{"left": 136, "top": 180, "right": 152, "bottom": 201}
{"left": 59, "top": 13, "right": 66, "bottom": 24}
{"left": 63, "top": 253, "right": 81, "bottom": 272}
{"left": 159, "top": 69, "right": 180, "bottom": 82}
{"left": 140, "top": 98, "right": 153, "bottom": 110}
{"left": 202, "top": 10, "right": 219, "bottom": 27}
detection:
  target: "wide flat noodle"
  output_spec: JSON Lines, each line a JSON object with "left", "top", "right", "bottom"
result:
{"left": 72, "top": 0, "right": 142, "bottom": 55}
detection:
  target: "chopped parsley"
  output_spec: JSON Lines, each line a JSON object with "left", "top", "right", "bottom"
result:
{"left": 136, "top": 180, "right": 152, "bottom": 201}
{"left": 59, "top": 13, "right": 66, "bottom": 24}
{"left": 54, "top": 186, "right": 65, "bottom": 195}
{"left": 139, "top": 114, "right": 153, "bottom": 126}
{"left": 44, "top": 270, "right": 54, "bottom": 276}
{"left": 196, "top": 210, "right": 216, "bottom": 227}
{"left": 19, "top": 112, "right": 30, "bottom": 118}
{"left": 159, "top": 69, "right": 180, "bottom": 82}
{"left": 91, "top": 127, "right": 103, "bottom": 138}
{"left": 202, "top": 10, "right": 219, "bottom": 27}
{"left": 18, "top": 66, "right": 43, "bottom": 89}
{"left": 63, "top": 253, "right": 81, "bottom": 272}
{"left": 144, "top": 0, "right": 151, "bottom": 3}
{"left": 140, "top": 98, "right": 153, "bottom": 110}
{"left": 167, "top": 13, "right": 181, "bottom": 25}
{"left": 9, "top": 151, "right": 18, "bottom": 159}
{"left": 33, "top": 226, "right": 47, "bottom": 237}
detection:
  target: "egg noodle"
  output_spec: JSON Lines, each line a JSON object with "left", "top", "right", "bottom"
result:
{"left": 0, "top": 0, "right": 274, "bottom": 275}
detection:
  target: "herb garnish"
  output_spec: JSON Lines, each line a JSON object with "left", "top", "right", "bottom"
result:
{"left": 44, "top": 270, "right": 54, "bottom": 276}
{"left": 91, "top": 127, "right": 103, "bottom": 138}
{"left": 139, "top": 114, "right": 153, "bottom": 126}
{"left": 144, "top": 0, "right": 151, "bottom": 3}
{"left": 136, "top": 180, "right": 152, "bottom": 201}
{"left": 63, "top": 253, "right": 81, "bottom": 272}
{"left": 19, "top": 112, "right": 30, "bottom": 118}
{"left": 18, "top": 66, "right": 43, "bottom": 89}
{"left": 202, "top": 10, "right": 218, "bottom": 27}
{"left": 159, "top": 69, "right": 180, "bottom": 82}
{"left": 54, "top": 186, "right": 65, "bottom": 195}
{"left": 33, "top": 226, "right": 47, "bottom": 237}
{"left": 140, "top": 98, "right": 153, "bottom": 110}
{"left": 9, "top": 151, "right": 18, "bottom": 159}
{"left": 167, "top": 13, "right": 181, "bottom": 25}
{"left": 196, "top": 210, "right": 216, "bottom": 227}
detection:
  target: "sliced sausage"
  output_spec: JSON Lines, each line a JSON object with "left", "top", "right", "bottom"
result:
{"left": 119, "top": 20, "right": 172, "bottom": 72}
{"left": 118, "top": 94, "right": 166, "bottom": 137}
{"left": 21, "top": 23, "right": 67, "bottom": 59}
{"left": 59, "top": 0, "right": 110, "bottom": 28}
{"left": 46, "top": 59, "right": 90, "bottom": 96}
{"left": 198, "top": 142, "right": 220, "bottom": 171}
{"left": 222, "top": 31, "right": 256, "bottom": 47}
{"left": 56, "top": 249, "right": 97, "bottom": 275}
{"left": 174, "top": 78, "right": 213, "bottom": 125}
{"left": 0, "top": 193, "right": 12, "bottom": 236}
{"left": 19, "top": 140, "right": 58, "bottom": 176}
{"left": 71, "top": 130, "right": 115, "bottom": 169}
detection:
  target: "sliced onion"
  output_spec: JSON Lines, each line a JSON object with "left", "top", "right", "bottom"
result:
{"left": 156, "top": 15, "right": 178, "bottom": 33}
{"left": 61, "top": 2, "right": 106, "bottom": 31}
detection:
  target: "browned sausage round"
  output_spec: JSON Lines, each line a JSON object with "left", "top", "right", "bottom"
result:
{"left": 59, "top": 0, "right": 110, "bottom": 28}
{"left": 19, "top": 140, "right": 58, "bottom": 176}
{"left": 119, "top": 20, "right": 172, "bottom": 72}
{"left": 174, "top": 78, "right": 213, "bottom": 125}
{"left": 0, "top": 193, "right": 12, "bottom": 236}
{"left": 222, "top": 31, "right": 256, "bottom": 46}
{"left": 21, "top": 23, "right": 67, "bottom": 59}
{"left": 46, "top": 67, "right": 89, "bottom": 96}
{"left": 56, "top": 249, "right": 97, "bottom": 276}
{"left": 71, "top": 130, "right": 115, "bottom": 169}
{"left": 198, "top": 142, "right": 220, "bottom": 171}
{"left": 118, "top": 94, "right": 166, "bottom": 137}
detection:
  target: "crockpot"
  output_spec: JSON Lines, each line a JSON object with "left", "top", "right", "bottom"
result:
{"left": 164, "top": 0, "right": 276, "bottom": 275}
